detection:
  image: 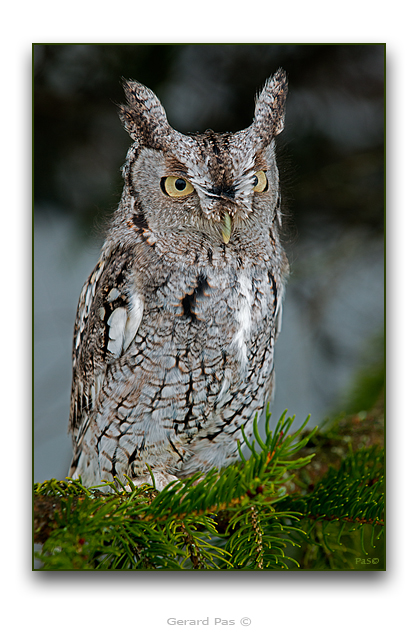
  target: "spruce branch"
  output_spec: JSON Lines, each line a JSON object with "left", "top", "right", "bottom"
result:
{"left": 33, "top": 406, "right": 384, "bottom": 571}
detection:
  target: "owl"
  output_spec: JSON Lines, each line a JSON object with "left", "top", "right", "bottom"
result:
{"left": 68, "top": 69, "right": 289, "bottom": 491}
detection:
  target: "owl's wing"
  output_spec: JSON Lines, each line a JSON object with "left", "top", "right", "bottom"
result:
{"left": 69, "top": 246, "right": 144, "bottom": 448}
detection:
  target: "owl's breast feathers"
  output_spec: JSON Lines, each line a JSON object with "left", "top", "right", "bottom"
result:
{"left": 69, "top": 238, "right": 286, "bottom": 486}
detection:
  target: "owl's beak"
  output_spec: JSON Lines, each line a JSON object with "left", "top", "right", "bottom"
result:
{"left": 221, "top": 212, "right": 232, "bottom": 244}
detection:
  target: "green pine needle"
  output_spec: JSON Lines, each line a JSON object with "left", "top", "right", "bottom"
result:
{"left": 34, "top": 407, "right": 384, "bottom": 571}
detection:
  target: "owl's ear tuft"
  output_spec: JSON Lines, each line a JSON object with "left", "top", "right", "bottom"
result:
{"left": 119, "top": 79, "right": 171, "bottom": 149}
{"left": 252, "top": 68, "right": 288, "bottom": 147}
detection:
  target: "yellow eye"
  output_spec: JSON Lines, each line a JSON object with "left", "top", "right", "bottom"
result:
{"left": 161, "top": 176, "right": 194, "bottom": 198}
{"left": 253, "top": 170, "right": 268, "bottom": 193}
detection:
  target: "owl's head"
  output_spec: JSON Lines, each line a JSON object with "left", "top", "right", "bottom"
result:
{"left": 118, "top": 70, "right": 287, "bottom": 245}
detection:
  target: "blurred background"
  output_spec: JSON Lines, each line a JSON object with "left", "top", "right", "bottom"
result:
{"left": 34, "top": 44, "right": 384, "bottom": 483}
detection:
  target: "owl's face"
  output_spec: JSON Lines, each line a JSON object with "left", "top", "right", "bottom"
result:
{"left": 118, "top": 71, "right": 287, "bottom": 247}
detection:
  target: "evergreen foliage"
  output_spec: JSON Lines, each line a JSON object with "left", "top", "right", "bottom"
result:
{"left": 34, "top": 405, "right": 384, "bottom": 571}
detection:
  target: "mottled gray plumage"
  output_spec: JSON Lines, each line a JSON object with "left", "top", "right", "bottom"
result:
{"left": 68, "top": 69, "right": 289, "bottom": 490}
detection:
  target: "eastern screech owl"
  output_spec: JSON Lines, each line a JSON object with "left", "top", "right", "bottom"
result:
{"left": 68, "top": 69, "right": 289, "bottom": 490}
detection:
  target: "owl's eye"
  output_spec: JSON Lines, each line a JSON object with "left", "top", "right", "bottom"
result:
{"left": 253, "top": 170, "right": 268, "bottom": 193}
{"left": 161, "top": 176, "right": 194, "bottom": 198}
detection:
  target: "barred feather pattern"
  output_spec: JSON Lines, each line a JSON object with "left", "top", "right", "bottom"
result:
{"left": 69, "top": 69, "right": 289, "bottom": 490}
